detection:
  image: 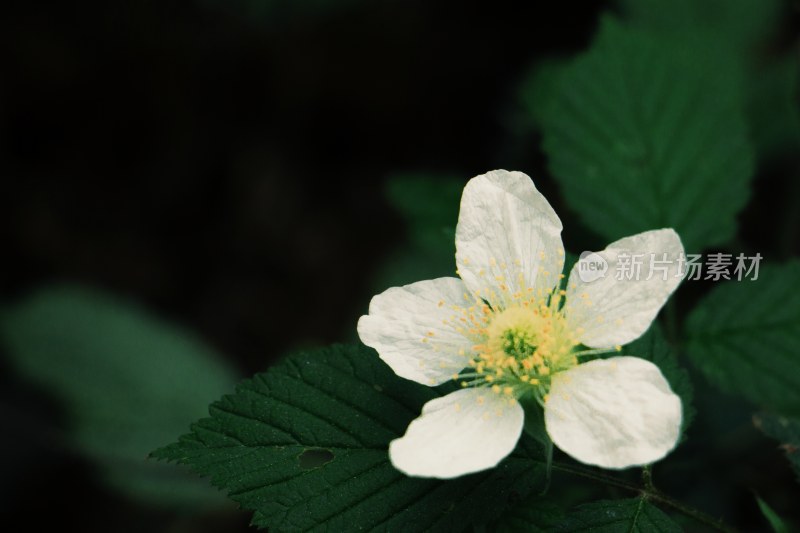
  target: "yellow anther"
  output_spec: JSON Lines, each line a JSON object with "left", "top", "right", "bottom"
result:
{"left": 492, "top": 385, "right": 502, "bottom": 394}
{"left": 503, "top": 386, "right": 513, "bottom": 396}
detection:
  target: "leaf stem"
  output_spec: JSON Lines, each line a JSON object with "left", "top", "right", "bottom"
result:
{"left": 551, "top": 461, "right": 739, "bottom": 533}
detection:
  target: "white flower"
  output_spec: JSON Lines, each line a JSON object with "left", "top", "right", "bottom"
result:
{"left": 358, "top": 170, "right": 684, "bottom": 479}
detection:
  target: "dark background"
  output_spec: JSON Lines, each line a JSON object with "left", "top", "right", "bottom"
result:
{"left": 1, "top": 1, "right": 605, "bottom": 374}
{"left": 2, "top": 1, "right": 798, "bottom": 531}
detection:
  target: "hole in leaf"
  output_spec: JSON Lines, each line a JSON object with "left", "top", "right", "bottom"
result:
{"left": 298, "top": 448, "right": 335, "bottom": 469}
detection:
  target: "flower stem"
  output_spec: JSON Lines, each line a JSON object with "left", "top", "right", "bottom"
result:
{"left": 551, "top": 461, "right": 739, "bottom": 533}
{"left": 641, "top": 464, "right": 654, "bottom": 491}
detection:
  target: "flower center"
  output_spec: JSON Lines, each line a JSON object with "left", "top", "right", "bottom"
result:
{"left": 448, "top": 281, "right": 581, "bottom": 404}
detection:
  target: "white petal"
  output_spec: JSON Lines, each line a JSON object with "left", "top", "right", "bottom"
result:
{"left": 389, "top": 388, "right": 524, "bottom": 478}
{"left": 565, "top": 229, "right": 684, "bottom": 348}
{"left": 455, "top": 170, "right": 564, "bottom": 308}
{"left": 358, "top": 277, "right": 473, "bottom": 386}
{"left": 544, "top": 356, "right": 682, "bottom": 469}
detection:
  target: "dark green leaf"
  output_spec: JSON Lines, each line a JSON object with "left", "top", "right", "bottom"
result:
{"left": 539, "top": 16, "right": 754, "bottom": 252}
{"left": 493, "top": 500, "right": 565, "bottom": 532}
{"left": 517, "top": 58, "right": 569, "bottom": 131}
{"left": 623, "top": 325, "right": 695, "bottom": 436}
{"left": 748, "top": 56, "right": 800, "bottom": 160}
{"left": 686, "top": 260, "right": 800, "bottom": 415}
{"left": 617, "top": 0, "right": 797, "bottom": 162}
{"left": 754, "top": 413, "right": 800, "bottom": 483}
{"left": 755, "top": 495, "right": 792, "bottom": 533}
{"left": 372, "top": 174, "right": 463, "bottom": 290}
{"left": 0, "top": 286, "right": 238, "bottom": 506}
{"left": 616, "top": 0, "right": 784, "bottom": 53}
{"left": 551, "top": 497, "right": 682, "bottom": 532}
{"left": 153, "top": 344, "right": 549, "bottom": 531}
{"left": 384, "top": 173, "right": 464, "bottom": 252}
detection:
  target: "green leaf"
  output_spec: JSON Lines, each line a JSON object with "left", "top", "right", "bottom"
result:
{"left": 623, "top": 325, "right": 695, "bottom": 436}
{"left": 372, "top": 174, "right": 463, "bottom": 290}
{"left": 617, "top": 0, "right": 797, "bottom": 163}
{"left": 385, "top": 173, "right": 463, "bottom": 253}
{"left": 517, "top": 58, "right": 569, "bottom": 131}
{"left": 493, "top": 500, "right": 565, "bottom": 532}
{"left": 686, "top": 260, "right": 800, "bottom": 415}
{"left": 756, "top": 495, "right": 792, "bottom": 533}
{"left": 550, "top": 497, "right": 682, "bottom": 532}
{"left": 616, "top": 0, "right": 784, "bottom": 53}
{"left": 0, "top": 286, "right": 238, "bottom": 506}
{"left": 153, "top": 344, "right": 549, "bottom": 531}
{"left": 754, "top": 413, "right": 800, "bottom": 483}
{"left": 539, "top": 16, "right": 754, "bottom": 252}
{"left": 748, "top": 55, "right": 800, "bottom": 160}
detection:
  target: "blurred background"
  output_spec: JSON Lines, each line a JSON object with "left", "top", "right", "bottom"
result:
{"left": 1, "top": 1, "right": 799, "bottom": 531}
